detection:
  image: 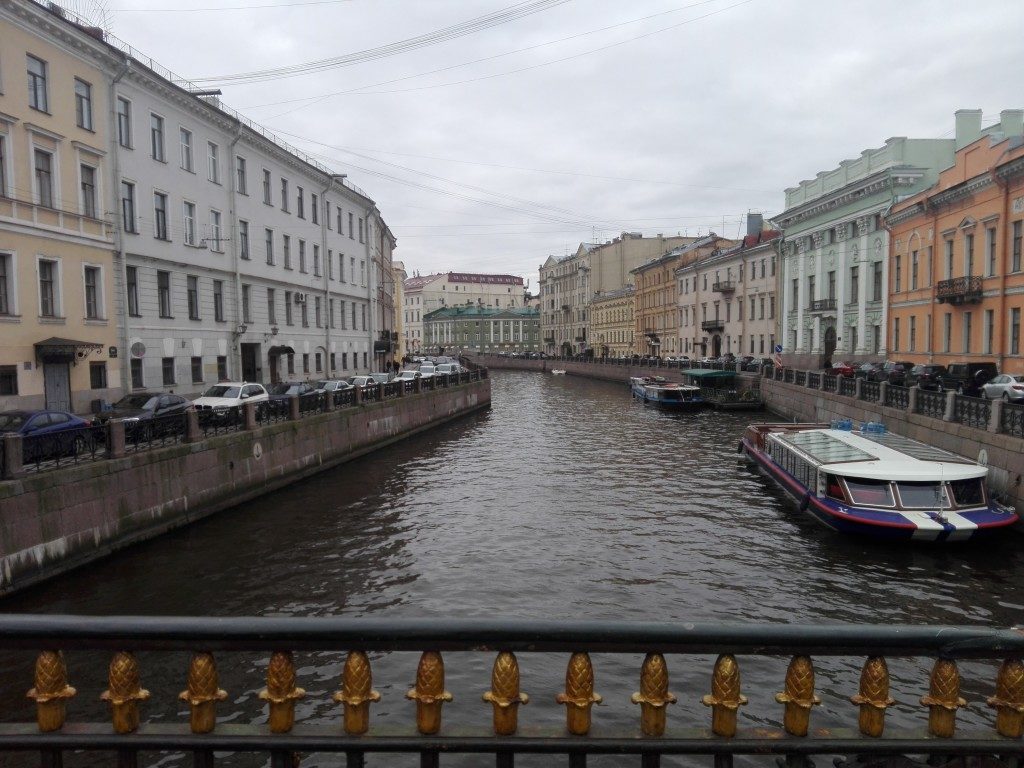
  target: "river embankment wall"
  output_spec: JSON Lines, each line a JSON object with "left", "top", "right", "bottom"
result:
{"left": 0, "top": 380, "right": 490, "bottom": 596}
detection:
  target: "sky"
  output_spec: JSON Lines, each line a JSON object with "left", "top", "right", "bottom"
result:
{"left": 80, "top": 0, "right": 1024, "bottom": 290}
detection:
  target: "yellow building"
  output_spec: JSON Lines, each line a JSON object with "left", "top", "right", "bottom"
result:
{"left": 0, "top": 3, "right": 121, "bottom": 412}
{"left": 590, "top": 285, "right": 635, "bottom": 357}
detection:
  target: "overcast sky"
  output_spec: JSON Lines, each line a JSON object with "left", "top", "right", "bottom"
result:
{"left": 92, "top": 0, "right": 1024, "bottom": 290}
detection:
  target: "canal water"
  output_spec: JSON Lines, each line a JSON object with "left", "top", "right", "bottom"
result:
{"left": 3, "top": 370, "right": 1024, "bottom": 767}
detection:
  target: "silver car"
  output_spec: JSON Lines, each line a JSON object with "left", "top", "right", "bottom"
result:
{"left": 980, "top": 374, "right": 1024, "bottom": 402}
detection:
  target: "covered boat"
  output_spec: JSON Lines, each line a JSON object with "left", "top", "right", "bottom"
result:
{"left": 741, "top": 422, "right": 1017, "bottom": 542}
{"left": 629, "top": 376, "right": 704, "bottom": 410}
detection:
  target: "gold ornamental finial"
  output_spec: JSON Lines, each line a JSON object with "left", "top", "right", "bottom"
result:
{"left": 333, "top": 651, "right": 381, "bottom": 735}
{"left": 988, "top": 658, "right": 1024, "bottom": 738}
{"left": 850, "top": 656, "right": 895, "bottom": 737}
{"left": 631, "top": 653, "right": 677, "bottom": 737}
{"left": 258, "top": 651, "right": 306, "bottom": 734}
{"left": 405, "top": 651, "right": 453, "bottom": 735}
{"left": 774, "top": 655, "right": 820, "bottom": 737}
{"left": 482, "top": 651, "right": 529, "bottom": 735}
{"left": 701, "top": 653, "right": 748, "bottom": 737}
{"left": 921, "top": 658, "right": 967, "bottom": 738}
{"left": 556, "top": 652, "right": 602, "bottom": 735}
{"left": 178, "top": 652, "right": 228, "bottom": 734}
{"left": 100, "top": 651, "right": 150, "bottom": 734}
{"left": 26, "top": 651, "right": 76, "bottom": 732}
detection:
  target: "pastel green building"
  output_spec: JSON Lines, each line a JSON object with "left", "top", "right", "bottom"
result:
{"left": 422, "top": 305, "right": 541, "bottom": 354}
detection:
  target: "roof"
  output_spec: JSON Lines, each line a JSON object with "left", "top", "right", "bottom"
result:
{"left": 423, "top": 306, "right": 539, "bottom": 321}
{"left": 404, "top": 273, "right": 446, "bottom": 290}
{"left": 681, "top": 369, "right": 736, "bottom": 380}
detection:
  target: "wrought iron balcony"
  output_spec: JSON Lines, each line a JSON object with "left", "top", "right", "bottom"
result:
{"left": 701, "top": 319, "right": 725, "bottom": 331}
{"left": 561, "top": 304, "right": 571, "bottom": 312}
{"left": 936, "top": 276, "right": 982, "bottom": 305}
{"left": 809, "top": 298, "right": 836, "bottom": 312}
{"left": 712, "top": 280, "right": 735, "bottom": 293}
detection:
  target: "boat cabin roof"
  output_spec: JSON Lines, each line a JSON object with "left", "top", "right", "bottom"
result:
{"left": 768, "top": 428, "right": 984, "bottom": 481}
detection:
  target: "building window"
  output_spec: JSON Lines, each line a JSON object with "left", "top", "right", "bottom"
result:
{"left": 315, "top": 296, "right": 322, "bottom": 328}
{"left": 894, "top": 255, "right": 901, "bottom": 293}
{"left": 213, "top": 280, "right": 224, "bottom": 322}
{"left": 301, "top": 301, "right": 308, "bottom": 328}
{"left": 1012, "top": 308, "right": 1021, "bottom": 356}
{"left": 329, "top": 298, "right": 335, "bottom": 328}
{"left": 38, "top": 259, "right": 58, "bottom": 317}
{"left": 34, "top": 149, "right": 54, "bottom": 208}
{"left": 911, "top": 250, "right": 919, "bottom": 289}
{"left": 191, "top": 357, "right": 203, "bottom": 383}
{"left": 297, "top": 186, "right": 304, "bottom": 218}
{"left": 90, "top": 361, "right": 107, "bottom": 389}
{"left": 130, "top": 358, "right": 144, "bottom": 389}
{"left": 267, "top": 288, "right": 276, "bottom": 325}
{"left": 0, "top": 253, "right": 11, "bottom": 316}
{"left": 154, "top": 192, "right": 169, "bottom": 240}
{"left": 242, "top": 284, "right": 252, "bottom": 324}
{"left": 117, "top": 97, "right": 131, "bottom": 147}
{"left": 909, "top": 316, "right": 917, "bottom": 352}
{"left": 871, "top": 261, "right": 882, "bottom": 301}
{"left": 217, "top": 356, "right": 228, "bottom": 381}
{"left": 328, "top": 249, "right": 333, "bottom": 280}
{"left": 183, "top": 201, "right": 196, "bottom": 245}
{"left": 285, "top": 291, "right": 293, "bottom": 326}
{"left": 126, "top": 265, "right": 139, "bottom": 317}
{"left": 263, "top": 169, "right": 272, "bottom": 204}
{"left": 121, "top": 181, "right": 137, "bottom": 232}
{"left": 287, "top": 354, "right": 295, "bottom": 375}
{"left": 358, "top": 217, "right": 364, "bottom": 243}
{"left": 80, "top": 164, "right": 97, "bottom": 218}
{"left": 965, "top": 232, "right": 975, "bottom": 276}
{"left": 337, "top": 207, "right": 343, "bottom": 233}
{"left": 315, "top": 352, "right": 322, "bottom": 373}
{"left": 283, "top": 235, "right": 291, "bottom": 269}
{"left": 963, "top": 312, "right": 972, "bottom": 354}
{"left": 986, "top": 227, "right": 997, "bottom": 276}
{"left": 162, "top": 357, "right": 176, "bottom": 386}
{"left": 210, "top": 210, "right": 222, "bottom": 251}
{"left": 239, "top": 220, "right": 250, "bottom": 260}
{"left": 74, "top": 79, "right": 93, "bottom": 130}
{"left": 349, "top": 212, "right": 354, "bottom": 238}
{"left": 342, "top": 352, "right": 348, "bottom": 371}
{"left": 236, "top": 156, "right": 247, "bottom": 194}
{"left": 208, "top": 142, "right": 219, "bottom": 183}
{"left": 265, "top": 228, "right": 274, "bottom": 265}
{"left": 281, "top": 178, "right": 289, "bottom": 212}
{"left": 1013, "top": 221, "right": 1022, "bottom": 273}
{"left": 179, "top": 128, "right": 193, "bottom": 171}
{"left": 302, "top": 353, "right": 310, "bottom": 374}
{"left": 984, "top": 309, "right": 994, "bottom": 355}
{"left": 158, "top": 271, "right": 172, "bottom": 317}
{"left": 299, "top": 240, "right": 307, "bottom": 273}
{"left": 313, "top": 244, "right": 320, "bottom": 277}
{"left": 27, "top": 55, "right": 48, "bottom": 112}
{"left": 311, "top": 193, "right": 319, "bottom": 224}
{"left": 0, "top": 136, "right": 7, "bottom": 197}
{"left": 893, "top": 317, "right": 900, "bottom": 352}
{"left": 150, "top": 114, "right": 165, "bottom": 161}
{"left": 944, "top": 239, "right": 954, "bottom": 279}
{"left": 84, "top": 265, "right": 100, "bottom": 319}
{"left": 187, "top": 275, "right": 200, "bottom": 320}
{"left": 943, "top": 313, "right": 951, "bottom": 353}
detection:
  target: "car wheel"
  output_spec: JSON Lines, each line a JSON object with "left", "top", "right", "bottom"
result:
{"left": 1003, "top": 392, "right": 1011, "bottom": 402}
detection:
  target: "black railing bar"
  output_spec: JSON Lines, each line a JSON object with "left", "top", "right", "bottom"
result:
{"left": 0, "top": 725, "right": 1021, "bottom": 755}
{"left": 1, "top": 616, "right": 1023, "bottom": 656}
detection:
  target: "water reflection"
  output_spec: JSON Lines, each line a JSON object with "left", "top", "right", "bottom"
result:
{"left": 2, "top": 371, "right": 1023, "bottom": 766}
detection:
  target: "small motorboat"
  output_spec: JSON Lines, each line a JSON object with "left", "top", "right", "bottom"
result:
{"left": 551, "top": 369, "right": 566, "bottom": 375}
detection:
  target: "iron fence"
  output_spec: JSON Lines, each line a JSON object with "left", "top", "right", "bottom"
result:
{"left": 333, "top": 388, "right": 355, "bottom": 408}
{"left": 197, "top": 406, "right": 244, "bottom": 438}
{"left": 860, "top": 380, "right": 880, "bottom": 402}
{"left": 361, "top": 384, "right": 382, "bottom": 403}
{"left": 261, "top": 399, "right": 293, "bottom": 424}
{"left": 784, "top": 369, "right": 795, "bottom": 383}
{"left": 382, "top": 381, "right": 401, "bottom": 399}
{"left": 1001, "top": 402, "right": 1024, "bottom": 437}
{"left": 124, "top": 412, "right": 188, "bottom": 453}
{"left": 885, "top": 385, "right": 910, "bottom": 410}
{"left": 955, "top": 395, "right": 991, "bottom": 430}
{"left": 21, "top": 423, "right": 107, "bottom": 474}
{"left": 822, "top": 374, "right": 838, "bottom": 392}
{"left": 807, "top": 372, "right": 820, "bottom": 388}
{"left": 917, "top": 389, "right": 947, "bottom": 419}
{"left": 2, "top": 615, "right": 1024, "bottom": 768}
{"left": 839, "top": 377, "right": 857, "bottom": 397}
{"left": 298, "top": 392, "right": 325, "bottom": 416}
{"left": 794, "top": 370, "right": 806, "bottom": 386}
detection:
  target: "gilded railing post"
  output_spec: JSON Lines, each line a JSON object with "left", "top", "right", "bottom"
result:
{"left": 333, "top": 650, "right": 380, "bottom": 735}
{"left": 701, "top": 654, "right": 747, "bottom": 737}
{"left": 179, "top": 652, "right": 227, "bottom": 734}
{"left": 100, "top": 651, "right": 150, "bottom": 734}
{"left": 631, "top": 653, "right": 676, "bottom": 736}
{"left": 483, "top": 651, "right": 529, "bottom": 735}
{"left": 989, "top": 658, "right": 1024, "bottom": 738}
{"left": 556, "top": 652, "right": 602, "bottom": 735}
{"left": 850, "top": 656, "right": 894, "bottom": 737}
{"left": 259, "top": 651, "right": 306, "bottom": 733}
{"left": 27, "top": 651, "right": 76, "bottom": 732}
{"left": 775, "top": 655, "right": 820, "bottom": 736}
{"left": 921, "top": 658, "right": 966, "bottom": 738}
{"left": 405, "top": 650, "right": 452, "bottom": 735}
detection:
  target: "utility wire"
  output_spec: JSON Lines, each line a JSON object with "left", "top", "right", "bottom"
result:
{"left": 112, "top": 0, "right": 352, "bottom": 11}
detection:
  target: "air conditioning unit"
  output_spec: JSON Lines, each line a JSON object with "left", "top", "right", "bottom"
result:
{"left": 294, "top": 293, "right": 307, "bottom": 304}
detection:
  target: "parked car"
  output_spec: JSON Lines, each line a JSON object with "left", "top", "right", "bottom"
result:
{"left": 938, "top": 362, "right": 999, "bottom": 394}
{"left": 825, "top": 361, "right": 857, "bottom": 378}
{"left": 854, "top": 362, "right": 882, "bottom": 380}
{"left": 92, "top": 393, "right": 191, "bottom": 439}
{"left": 906, "top": 364, "right": 948, "bottom": 391}
{"left": 396, "top": 370, "right": 422, "bottom": 382}
{"left": 417, "top": 364, "right": 437, "bottom": 379}
{"left": 434, "top": 363, "right": 464, "bottom": 376}
{"left": 0, "top": 409, "right": 95, "bottom": 463}
{"left": 745, "top": 357, "right": 773, "bottom": 372}
{"left": 347, "top": 375, "right": 381, "bottom": 388}
{"left": 266, "top": 381, "right": 316, "bottom": 412}
{"left": 872, "top": 360, "right": 916, "bottom": 386}
{"left": 315, "top": 379, "right": 353, "bottom": 394}
{"left": 193, "top": 382, "right": 269, "bottom": 422}
{"left": 367, "top": 372, "right": 394, "bottom": 384}
{"left": 981, "top": 374, "right": 1024, "bottom": 402}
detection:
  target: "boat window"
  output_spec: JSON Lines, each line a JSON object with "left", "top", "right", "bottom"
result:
{"left": 894, "top": 482, "right": 947, "bottom": 509}
{"left": 949, "top": 478, "right": 985, "bottom": 507}
{"left": 825, "top": 474, "right": 846, "bottom": 501}
{"left": 843, "top": 478, "right": 895, "bottom": 507}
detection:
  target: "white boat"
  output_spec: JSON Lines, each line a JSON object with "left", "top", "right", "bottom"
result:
{"left": 629, "top": 376, "right": 703, "bottom": 410}
{"left": 551, "top": 369, "right": 566, "bottom": 375}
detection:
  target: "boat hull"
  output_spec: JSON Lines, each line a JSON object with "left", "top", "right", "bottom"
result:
{"left": 741, "top": 435, "right": 1017, "bottom": 542}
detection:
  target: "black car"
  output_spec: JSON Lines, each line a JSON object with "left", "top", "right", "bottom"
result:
{"left": 872, "top": 360, "right": 916, "bottom": 385}
{"left": 938, "top": 362, "right": 999, "bottom": 395}
{"left": 854, "top": 362, "right": 882, "bottom": 379}
{"left": 907, "top": 364, "right": 948, "bottom": 391}
{"left": 92, "top": 393, "right": 191, "bottom": 439}
{"left": 267, "top": 381, "right": 317, "bottom": 412}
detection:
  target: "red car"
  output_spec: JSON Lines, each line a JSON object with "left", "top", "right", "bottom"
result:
{"left": 826, "top": 361, "right": 856, "bottom": 378}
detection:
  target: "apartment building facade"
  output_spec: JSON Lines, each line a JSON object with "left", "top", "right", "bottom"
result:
{"left": 887, "top": 109, "right": 1024, "bottom": 373}
{"left": 392, "top": 259, "right": 407, "bottom": 360}
{"left": 370, "top": 211, "right": 397, "bottom": 370}
{"left": 422, "top": 305, "right": 541, "bottom": 355}
{"left": 590, "top": 285, "right": 635, "bottom": 358}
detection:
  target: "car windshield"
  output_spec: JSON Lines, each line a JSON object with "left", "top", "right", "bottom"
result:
{"left": 268, "top": 383, "right": 299, "bottom": 395}
{"left": 202, "top": 386, "right": 240, "bottom": 398}
{"left": 0, "top": 413, "right": 27, "bottom": 429}
{"left": 114, "top": 395, "right": 159, "bottom": 410}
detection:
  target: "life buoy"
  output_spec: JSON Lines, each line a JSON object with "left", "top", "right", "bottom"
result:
{"left": 799, "top": 493, "right": 811, "bottom": 512}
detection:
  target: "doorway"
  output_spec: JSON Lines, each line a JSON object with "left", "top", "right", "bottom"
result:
{"left": 268, "top": 354, "right": 281, "bottom": 385}
{"left": 240, "top": 343, "right": 261, "bottom": 383}
{"left": 711, "top": 335, "right": 722, "bottom": 358}
{"left": 824, "top": 325, "right": 837, "bottom": 368}
{"left": 43, "top": 362, "right": 71, "bottom": 412}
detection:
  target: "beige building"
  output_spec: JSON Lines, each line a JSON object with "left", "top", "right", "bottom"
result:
{"left": 590, "top": 285, "right": 635, "bottom": 357}
{"left": 371, "top": 211, "right": 398, "bottom": 370}
{"left": 0, "top": 2, "right": 122, "bottom": 412}
{"left": 392, "top": 260, "right": 407, "bottom": 360}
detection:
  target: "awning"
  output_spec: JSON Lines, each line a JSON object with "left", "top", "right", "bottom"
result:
{"left": 34, "top": 337, "right": 103, "bottom": 364}
{"left": 373, "top": 340, "right": 393, "bottom": 352}
{"left": 267, "top": 345, "right": 295, "bottom": 356}
{"left": 680, "top": 368, "right": 736, "bottom": 380}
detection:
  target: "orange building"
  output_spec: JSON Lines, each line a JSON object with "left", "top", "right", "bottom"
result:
{"left": 887, "top": 110, "right": 1024, "bottom": 374}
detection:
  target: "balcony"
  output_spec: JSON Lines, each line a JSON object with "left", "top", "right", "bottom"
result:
{"left": 543, "top": 336, "right": 555, "bottom": 343}
{"left": 809, "top": 298, "right": 837, "bottom": 312}
{"left": 712, "top": 280, "right": 735, "bottom": 293}
{"left": 701, "top": 319, "right": 724, "bottom": 332}
{"left": 561, "top": 304, "right": 571, "bottom": 312}
{"left": 937, "top": 276, "right": 983, "bottom": 305}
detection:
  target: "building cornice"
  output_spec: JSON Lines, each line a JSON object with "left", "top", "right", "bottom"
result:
{"left": 996, "top": 155, "right": 1024, "bottom": 181}
{"left": 776, "top": 167, "right": 923, "bottom": 229}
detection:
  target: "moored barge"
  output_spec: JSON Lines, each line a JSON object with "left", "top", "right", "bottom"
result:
{"left": 629, "top": 376, "right": 704, "bottom": 410}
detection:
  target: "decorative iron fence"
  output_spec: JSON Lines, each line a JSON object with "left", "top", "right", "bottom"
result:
{"left": 822, "top": 374, "right": 838, "bottom": 392}
{"left": 794, "top": 370, "right": 806, "bottom": 386}
{"left": 21, "top": 423, "right": 107, "bottom": 473}
{"left": 860, "top": 380, "right": 880, "bottom": 402}
{"left": 1001, "top": 402, "right": 1024, "bottom": 438}
{"left": 124, "top": 412, "right": 188, "bottom": 453}
{"left": 885, "top": 385, "right": 910, "bottom": 410}
{"left": 839, "top": 377, "right": 856, "bottom": 397}
{"left": 333, "top": 388, "right": 355, "bottom": 408}
{"left": 261, "top": 399, "right": 293, "bottom": 424}
{"left": 2, "top": 615, "right": 1024, "bottom": 768}
{"left": 807, "top": 372, "right": 820, "bottom": 388}
{"left": 382, "top": 381, "right": 401, "bottom": 399}
{"left": 784, "top": 369, "right": 795, "bottom": 383}
{"left": 917, "top": 389, "right": 947, "bottom": 419}
{"left": 954, "top": 395, "right": 991, "bottom": 430}
{"left": 197, "top": 406, "right": 244, "bottom": 437}
{"left": 298, "top": 392, "right": 325, "bottom": 415}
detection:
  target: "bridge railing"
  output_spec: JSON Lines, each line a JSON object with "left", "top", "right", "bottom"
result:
{"left": 2, "top": 615, "right": 1024, "bottom": 768}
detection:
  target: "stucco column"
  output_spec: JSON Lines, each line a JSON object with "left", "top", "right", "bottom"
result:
{"left": 796, "top": 251, "right": 806, "bottom": 353}
{"left": 989, "top": 398, "right": 1003, "bottom": 433}
{"left": 856, "top": 240, "right": 868, "bottom": 355}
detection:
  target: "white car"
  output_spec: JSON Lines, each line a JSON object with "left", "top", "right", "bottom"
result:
{"left": 433, "top": 363, "right": 464, "bottom": 376}
{"left": 981, "top": 374, "right": 1024, "bottom": 402}
{"left": 193, "top": 382, "right": 269, "bottom": 421}
{"left": 396, "top": 370, "right": 422, "bottom": 381}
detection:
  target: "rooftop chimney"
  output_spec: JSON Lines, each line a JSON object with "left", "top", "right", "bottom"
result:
{"left": 746, "top": 213, "right": 764, "bottom": 237}
{"left": 1000, "top": 109, "right": 1024, "bottom": 139}
{"left": 955, "top": 109, "right": 983, "bottom": 150}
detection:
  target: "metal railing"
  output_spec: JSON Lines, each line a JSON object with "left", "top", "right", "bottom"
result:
{"left": 784, "top": 369, "right": 795, "bottom": 384}
{"left": 809, "top": 298, "right": 837, "bottom": 311}
{"left": 3, "top": 615, "right": 1024, "bottom": 768}
{"left": 954, "top": 394, "right": 991, "bottom": 430}
{"left": 124, "top": 412, "right": 188, "bottom": 453}
{"left": 917, "top": 389, "right": 947, "bottom": 419}
{"left": 1001, "top": 402, "right": 1024, "bottom": 437}
{"left": 860, "top": 380, "right": 880, "bottom": 402}
{"left": 885, "top": 384, "right": 910, "bottom": 410}
{"left": 822, "top": 374, "right": 838, "bottom": 392}
{"left": 807, "top": 372, "right": 820, "bottom": 388}
{"left": 298, "top": 392, "right": 326, "bottom": 415}
{"left": 937, "top": 275, "right": 983, "bottom": 304}
{"left": 21, "top": 423, "right": 107, "bottom": 473}
{"left": 333, "top": 388, "right": 355, "bottom": 408}
{"left": 794, "top": 370, "right": 806, "bottom": 386}
{"left": 197, "top": 406, "right": 244, "bottom": 437}
{"left": 839, "top": 377, "right": 857, "bottom": 397}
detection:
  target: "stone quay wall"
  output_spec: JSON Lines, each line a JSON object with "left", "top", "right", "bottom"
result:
{"left": 0, "top": 380, "right": 490, "bottom": 596}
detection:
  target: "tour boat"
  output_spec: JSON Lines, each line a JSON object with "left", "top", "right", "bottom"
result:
{"left": 629, "top": 376, "right": 704, "bottom": 410}
{"left": 741, "top": 422, "right": 1018, "bottom": 542}
{"left": 551, "top": 369, "right": 566, "bottom": 375}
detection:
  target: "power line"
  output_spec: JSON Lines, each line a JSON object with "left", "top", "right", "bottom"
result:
{"left": 111, "top": 0, "right": 353, "bottom": 11}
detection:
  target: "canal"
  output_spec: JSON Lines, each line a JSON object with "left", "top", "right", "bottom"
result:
{"left": 3, "top": 370, "right": 1024, "bottom": 767}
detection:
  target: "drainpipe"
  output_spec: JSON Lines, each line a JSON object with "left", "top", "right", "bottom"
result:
{"left": 227, "top": 122, "right": 243, "bottom": 379}
{"left": 108, "top": 56, "right": 131, "bottom": 395}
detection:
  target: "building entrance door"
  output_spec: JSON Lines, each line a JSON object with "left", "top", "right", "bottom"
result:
{"left": 712, "top": 335, "right": 722, "bottom": 358}
{"left": 823, "top": 325, "right": 837, "bottom": 368}
{"left": 240, "top": 343, "right": 261, "bottom": 383}
{"left": 268, "top": 355, "right": 281, "bottom": 385}
{"left": 43, "top": 362, "right": 71, "bottom": 412}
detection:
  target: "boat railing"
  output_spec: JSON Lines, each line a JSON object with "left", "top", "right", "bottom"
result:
{"left": 954, "top": 394, "right": 991, "bottom": 430}
{"left": 4, "top": 614, "right": 1024, "bottom": 768}
{"left": 860, "top": 380, "right": 880, "bottom": 402}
